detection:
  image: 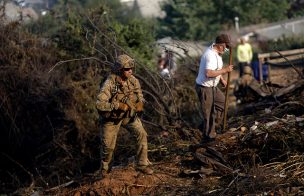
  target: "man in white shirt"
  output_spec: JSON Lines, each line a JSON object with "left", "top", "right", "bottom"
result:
{"left": 195, "top": 34, "right": 234, "bottom": 143}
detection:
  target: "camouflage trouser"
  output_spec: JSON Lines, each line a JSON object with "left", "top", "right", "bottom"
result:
{"left": 100, "top": 117, "right": 148, "bottom": 171}
{"left": 195, "top": 85, "right": 225, "bottom": 139}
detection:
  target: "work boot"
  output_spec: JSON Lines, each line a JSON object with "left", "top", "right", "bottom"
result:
{"left": 136, "top": 166, "right": 153, "bottom": 175}
{"left": 200, "top": 136, "right": 215, "bottom": 144}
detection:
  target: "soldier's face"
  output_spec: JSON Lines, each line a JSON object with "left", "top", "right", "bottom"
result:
{"left": 122, "top": 68, "right": 133, "bottom": 78}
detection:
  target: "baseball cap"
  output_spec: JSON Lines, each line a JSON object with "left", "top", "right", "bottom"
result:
{"left": 215, "top": 34, "right": 231, "bottom": 48}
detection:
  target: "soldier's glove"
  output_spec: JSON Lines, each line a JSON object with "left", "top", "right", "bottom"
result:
{"left": 135, "top": 102, "right": 144, "bottom": 112}
{"left": 118, "top": 102, "right": 129, "bottom": 111}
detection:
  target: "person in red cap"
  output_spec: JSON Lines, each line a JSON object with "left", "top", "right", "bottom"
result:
{"left": 195, "top": 34, "right": 234, "bottom": 143}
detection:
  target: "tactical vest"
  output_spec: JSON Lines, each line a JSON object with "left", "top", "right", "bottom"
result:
{"left": 103, "top": 74, "right": 140, "bottom": 119}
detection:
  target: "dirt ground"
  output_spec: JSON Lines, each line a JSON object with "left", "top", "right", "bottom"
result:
{"left": 46, "top": 135, "right": 241, "bottom": 195}
{"left": 44, "top": 65, "right": 304, "bottom": 196}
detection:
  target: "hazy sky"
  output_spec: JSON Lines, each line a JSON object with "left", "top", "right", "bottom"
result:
{"left": 122, "top": 0, "right": 165, "bottom": 17}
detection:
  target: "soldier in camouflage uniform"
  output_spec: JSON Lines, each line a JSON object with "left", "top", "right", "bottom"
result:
{"left": 96, "top": 54, "right": 153, "bottom": 176}
{"left": 239, "top": 65, "right": 254, "bottom": 86}
{"left": 234, "top": 65, "right": 269, "bottom": 103}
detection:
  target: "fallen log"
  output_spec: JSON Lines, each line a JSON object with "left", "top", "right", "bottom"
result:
{"left": 194, "top": 152, "right": 233, "bottom": 174}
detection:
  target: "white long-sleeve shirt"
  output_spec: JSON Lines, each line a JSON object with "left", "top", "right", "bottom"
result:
{"left": 196, "top": 45, "right": 223, "bottom": 87}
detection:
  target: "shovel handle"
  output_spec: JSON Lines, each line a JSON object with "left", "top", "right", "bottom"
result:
{"left": 223, "top": 49, "right": 233, "bottom": 130}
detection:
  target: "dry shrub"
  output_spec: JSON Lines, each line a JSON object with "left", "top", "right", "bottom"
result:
{"left": 0, "top": 10, "right": 206, "bottom": 194}
{"left": 0, "top": 21, "right": 103, "bottom": 192}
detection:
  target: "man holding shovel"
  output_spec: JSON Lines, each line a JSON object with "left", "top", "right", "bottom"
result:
{"left": 195, "top": 34, "right": 234, "bottom": 143}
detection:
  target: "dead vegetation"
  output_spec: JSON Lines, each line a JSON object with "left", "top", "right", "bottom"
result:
{"left": 0, "top": 15, "right": 199, "bottom": 194}
{"left": 1, "top": 14, "right": 304, "bottom": 196}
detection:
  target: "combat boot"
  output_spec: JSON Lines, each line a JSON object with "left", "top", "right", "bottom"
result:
{"left": 136, "top": 166, "right": 153, "bottom": 175}
{"left": 101, "top": 169, "right": 108, "bottom": 178}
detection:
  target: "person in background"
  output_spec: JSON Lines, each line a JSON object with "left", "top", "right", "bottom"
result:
{"left": 234, "top": 65, "right": 254, "bottom": 103}
{"left": 234, "top": 65, "right": 269, "bottom": 103}
{"left": 195, "top": 34, "right": 234, "bottom": 143}
{"left": 251, "top": 53, "right": 260, "bottom": 81}
{"left": 96, "top": 54, "right": 153, "bottom": 177}
{"left": 237, "top": 37, "right": 253, "bottom": 77}
{"left": 158, "top": 50, "right": 176, "bottom": 79}
{"left": 251, "top": 53, "right": 269, "bottom": 82}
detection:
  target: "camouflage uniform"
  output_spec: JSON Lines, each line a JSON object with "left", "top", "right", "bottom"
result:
{"left": 239, "top": 66, "right": 253, "bottom": 86}
{"left": 234, "top": 65, "right": 268, "bottom": 102}
{"left": 96, "top": 73, "right": 149, "bottom": 172}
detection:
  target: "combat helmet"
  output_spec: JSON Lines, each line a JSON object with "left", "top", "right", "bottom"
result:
{"left": 243, "top": 66, "right": 252, "bottom": 75}
{"left": 115, "top": 54, "right": 135, "bottom": 69}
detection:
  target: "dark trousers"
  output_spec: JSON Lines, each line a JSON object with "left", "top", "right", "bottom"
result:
{"left": 195, "top": 84, "right": 225, "bottom": 139}
{"left": 238, "top": 62, "right": 249, "bottom": 77}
